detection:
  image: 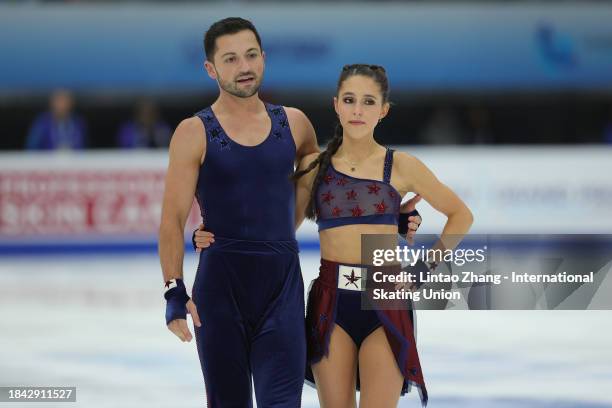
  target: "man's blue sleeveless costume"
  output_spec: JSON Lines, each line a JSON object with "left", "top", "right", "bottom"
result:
{"left": 192, "top": 103, "right": 305, "bottom": 407}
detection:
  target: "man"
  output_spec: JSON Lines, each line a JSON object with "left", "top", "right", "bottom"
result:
{"left": 158, "top": 17, "right": 319, "bottom": 407}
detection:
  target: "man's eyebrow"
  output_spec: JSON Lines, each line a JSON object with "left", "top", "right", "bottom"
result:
{"left": 220, "top": 48, "right": 259, "bottom": 58}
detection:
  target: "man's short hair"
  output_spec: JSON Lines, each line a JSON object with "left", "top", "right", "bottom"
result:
{"left": 204, "top": 17, "right": 262, "bottom": 61}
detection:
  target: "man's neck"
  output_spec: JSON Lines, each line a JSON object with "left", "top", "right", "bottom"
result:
{"left": 212, "top": 92, "right": 263, "bottom": 116}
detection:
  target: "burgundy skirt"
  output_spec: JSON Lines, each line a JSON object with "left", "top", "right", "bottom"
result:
{"left": 305, "top": 258, "right": 428, "bottom": 406}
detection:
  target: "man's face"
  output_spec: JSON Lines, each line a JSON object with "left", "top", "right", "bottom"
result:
{"left": 205, "top": 30, "right": 265, "bottom": 98}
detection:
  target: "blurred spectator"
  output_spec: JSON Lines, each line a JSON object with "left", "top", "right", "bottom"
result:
{"left": 25, "top": 89, "right": 86, "bottom": 150}
{"left": 117, "top": 100, "right": 171, "bottom": 148}
{"left": 603, "top": 105, "right": 612, "bottom": 144}
{"left": 465, "top": 104, "right": 493, "bottom": 144}
{"left": 419, "top": 106, "right": 463, "bottom": 144}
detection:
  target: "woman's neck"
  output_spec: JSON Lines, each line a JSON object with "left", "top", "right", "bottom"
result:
{"left": 336, "top": 133, "right": 381, "bottom": 162}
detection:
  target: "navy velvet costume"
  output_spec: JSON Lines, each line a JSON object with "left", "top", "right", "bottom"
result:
{"left": 192, "top": 103, "right": 305, "bottom": 408}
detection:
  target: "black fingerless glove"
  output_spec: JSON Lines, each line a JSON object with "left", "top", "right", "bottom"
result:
{"left": 399, "top": 209, "right": 421, "bottom": 236}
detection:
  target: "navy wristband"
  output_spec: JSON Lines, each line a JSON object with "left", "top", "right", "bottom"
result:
{"left": 399, "top": 209, "right": 420, "bottom": 235}
{"left": 164, "top": 278, "right": 191, "bottom": 325}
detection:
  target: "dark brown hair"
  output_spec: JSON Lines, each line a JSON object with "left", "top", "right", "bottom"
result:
{"left": 204, "top": 17, "right": 262, "bottom": 62}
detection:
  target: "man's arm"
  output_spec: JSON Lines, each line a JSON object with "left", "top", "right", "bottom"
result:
{"left": 294, "top": 152, "right": 320, "bottom": 230}
{"left": 159, "top": 117, "right": 204, "bottom": 283}
{"left": 285, "top": 107, "right": 320, "bottom": 166}
{"left": 158, "top": 117, "right": 204, "bottom": 342}
{"left": 285, "top": 107, "right": 320, "bottom": 229}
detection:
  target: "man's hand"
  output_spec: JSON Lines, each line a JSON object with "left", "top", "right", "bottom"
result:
{"left": 167, "top": 299, "right": 202, "bottom": 342}
{"left": 193, "top": 223, "right": 215, "bottom": 253}
{"left": 400, "top": 194, "right": 423, "bottom": 245}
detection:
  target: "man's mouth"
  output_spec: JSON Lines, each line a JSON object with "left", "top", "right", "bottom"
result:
{"left": 236, "top": 76, "right": 255, "bottom": 84}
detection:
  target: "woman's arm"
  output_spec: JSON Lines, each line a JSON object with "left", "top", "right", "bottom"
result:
{"left": 395, "top": 152, "right": 473, "bottom": 255}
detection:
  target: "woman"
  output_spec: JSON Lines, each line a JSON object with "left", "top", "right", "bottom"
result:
{"left": 196, "top": 64, "right": 473, "bottom": 407}
{"left": 295, "top": 64, "right": 472, "bottom": 407}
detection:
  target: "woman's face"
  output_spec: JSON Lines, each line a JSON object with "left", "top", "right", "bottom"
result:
{"left": 334, "top": 75, "right": 389, "bottom": 141}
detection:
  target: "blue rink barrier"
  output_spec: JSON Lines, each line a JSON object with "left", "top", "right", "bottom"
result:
{"left": 1, "top": 235, "right": 611, "bottom": 256}
{"left": 0, "top": 240, "right": 321, "bottom": 256}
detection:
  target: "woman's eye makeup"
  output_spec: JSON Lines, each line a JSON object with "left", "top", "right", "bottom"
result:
{"left": 342, "top": 97, "right": 377, "bottom": 105}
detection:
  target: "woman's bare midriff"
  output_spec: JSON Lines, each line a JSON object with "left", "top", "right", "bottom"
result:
{"left": 319, "top": 223, "right": 399, "bottom": 265}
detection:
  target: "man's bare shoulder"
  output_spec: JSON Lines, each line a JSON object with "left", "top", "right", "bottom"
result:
{"left": 284, "top": 106, "right": 318, "bottom": 156}
{"left": 284, "top": 106, "right": 310, "bottom": 125}
{"left": 174, "top": 117, "right": 204, "bottom": 140}
{"left": 169, "top": 117, "right": 205, "bottom": 159}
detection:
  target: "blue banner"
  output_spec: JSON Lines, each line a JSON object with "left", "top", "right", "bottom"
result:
{"left": 1, "top": 3, "right": 612, "bottom": 93}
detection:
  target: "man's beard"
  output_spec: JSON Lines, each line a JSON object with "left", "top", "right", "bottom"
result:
{"left": 218, "top": 72, "right": 262, "bottom": 98}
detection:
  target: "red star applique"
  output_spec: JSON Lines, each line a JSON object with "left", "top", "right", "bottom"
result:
{"left": 374, "top": 199, "right": 387, "bottom": 214}
{"left": 332, "top": 206, "right": 342, "bottom": 217}
{"left": 367, "top": 183, "right": 381, "bottom": 195}
{"left": 388, "top": 190, "right": 396, "bottom": 198}
{"left": 351, "top": 205, "right": 364, "bottom": 217}
{"left": 336, "top": 177, "right": 348, "bottom": 186}
{"left": 321, "top": 191, "right": 335, "bottom": 205}
{"left": 346, "top": 190, "right": 357, "bottom": 200}
{"left": 323, "top": 174, "right": 335, "bottom": 185}
{"left": 343, "top": 269, "right": 361, "bottom": 288}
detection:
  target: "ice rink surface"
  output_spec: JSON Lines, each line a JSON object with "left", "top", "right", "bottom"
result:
{"left": 1, "top": 252, "right": 611, "bottom": 408}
